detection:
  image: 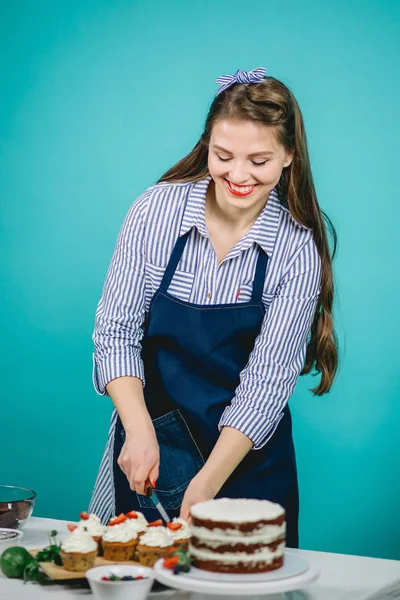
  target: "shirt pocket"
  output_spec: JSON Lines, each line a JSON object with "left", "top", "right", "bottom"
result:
{"left": 146, "top": 262, "right": 195, "bottom": 303}
{"left": 237, "top": 283, "right": 274, "bottom": 308}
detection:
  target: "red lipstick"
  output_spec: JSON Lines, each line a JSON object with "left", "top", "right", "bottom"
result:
{"left": 225, "top": 179, "right": 257, "bottom": 197}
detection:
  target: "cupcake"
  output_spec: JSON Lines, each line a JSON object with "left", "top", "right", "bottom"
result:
{"left": 137, "top": 519, "right": 163, "bottom": 544}
{"left": 60, "top": 527, "right": 97, "bottom": 572}
{"left": 166, "top": 518, "right": 191, "bottom": 549}
{"left": 137, "top": 526, "right": 174, "bottom": 567}
{"left": 77, "top": 512, "right": 106, "bottom": 554}
{"left": 101, "top": 520, "right": 138, "bottom": 561}
{"left": 124, "top": 510, "right": 148, "bottom": 535}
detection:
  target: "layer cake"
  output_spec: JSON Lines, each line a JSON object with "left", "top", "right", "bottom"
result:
{"left": 189, "top": 498, "right": 286, "bottom": 573}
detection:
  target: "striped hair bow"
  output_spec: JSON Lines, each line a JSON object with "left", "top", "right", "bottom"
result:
{"left": 215, "top": 67, "right": 266, "bottom": 96}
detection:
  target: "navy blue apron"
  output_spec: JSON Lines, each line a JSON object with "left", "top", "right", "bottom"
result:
{"left": 113, "top": 230, "right": 299, "bottom": 547}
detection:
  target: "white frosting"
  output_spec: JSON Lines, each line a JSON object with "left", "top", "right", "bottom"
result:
{"left": 78, "top": 514, "right": 106, "bottom": 537}
{"left": 103, "top": 522, "right": 138, "bottom": 543}
{"left": 191, "top": 498, "right": 284, "bottom": 523}
{"left": 189, "top": 541, "right": 285, "bottom": 564}
{"left": 139, "top": 526, "right": 173, "bottom": 548}
{"left": 190, "top": 523, "right": 286, "bottom": 544}
{"left": 167, "top": 518, "right": 191, "bottom": 541}
{"left": 125, "top": 512, "right": 148, "bottom": 533}
{"left": 61, "top": 528, "right": 97, "bottom": 553}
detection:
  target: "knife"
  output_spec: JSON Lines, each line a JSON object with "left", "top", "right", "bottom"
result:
{"left": 145, "top": 479, "right": 170, "bottom": 523}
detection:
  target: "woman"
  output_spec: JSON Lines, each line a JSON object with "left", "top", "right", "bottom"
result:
{"left": 89, "top": 68, "right": 338, "bottom": 548}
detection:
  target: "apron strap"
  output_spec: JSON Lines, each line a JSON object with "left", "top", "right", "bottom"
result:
{"left": 251, "top": 247, "right": 269, "bottom": 302}
{"left": 160, "top": 230, "right": 191, "bottom": 293}
{"left": 160, "top": 231, "right": 268, "bottom": 303}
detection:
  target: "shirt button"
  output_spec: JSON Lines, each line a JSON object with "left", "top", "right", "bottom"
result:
{"left": 207, "top": 292, "right": 212, "bottom": 299}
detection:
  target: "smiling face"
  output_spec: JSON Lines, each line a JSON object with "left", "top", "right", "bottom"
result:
{"left": 207, "top": 119, "right": 293, "bottom": 218}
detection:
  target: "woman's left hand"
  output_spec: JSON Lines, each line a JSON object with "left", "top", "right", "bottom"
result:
{"left": 179, "top": 473, "right": 216, "bottom": 521}
{"left": 179, "top": 427, "right": 253, "bottom": 520}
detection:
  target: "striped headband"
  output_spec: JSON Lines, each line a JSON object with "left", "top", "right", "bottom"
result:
{"left": 215, "top": 67, "right": 266, "bottom": 96}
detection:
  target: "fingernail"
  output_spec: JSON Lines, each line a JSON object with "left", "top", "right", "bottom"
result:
{"left": 152, "top": 480, "right": 157, "bottom": 488}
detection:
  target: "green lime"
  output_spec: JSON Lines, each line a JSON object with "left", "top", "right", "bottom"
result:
{"left": 0, "top": 546, "right": 32, "bottom": 578}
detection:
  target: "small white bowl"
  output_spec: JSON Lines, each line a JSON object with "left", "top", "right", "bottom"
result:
{"left": 86, "top": 564, "right": 154, "bottom": 600}
{"left": 0, "top": 528, "right": 23, "bottom": 551}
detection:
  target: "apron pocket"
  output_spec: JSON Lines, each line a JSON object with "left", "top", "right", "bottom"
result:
{"left": 120, "top": 409, "right": 205, "bottom": 511}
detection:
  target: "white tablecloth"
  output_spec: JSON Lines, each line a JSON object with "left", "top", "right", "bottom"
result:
{"left": 0, "top": 517, "right": 399, "bottom": 600}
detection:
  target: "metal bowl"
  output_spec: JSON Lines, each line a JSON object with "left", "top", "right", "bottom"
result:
{"left": 0, "top": 485, "right": 36, "bottom": 530}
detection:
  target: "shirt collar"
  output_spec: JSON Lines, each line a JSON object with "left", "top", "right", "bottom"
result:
{"left": 179, "top": 175, "right": 305, "bottom": 258}
{"left": 180, "top": 177, "right": 211, "bottom": 239}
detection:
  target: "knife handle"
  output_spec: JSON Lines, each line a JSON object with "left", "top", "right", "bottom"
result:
{"left": 145, "top": 479, "right": 154, "bottom": 497}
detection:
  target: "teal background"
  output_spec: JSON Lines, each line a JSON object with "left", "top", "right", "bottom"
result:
{"left": 1, "top": 0, "right": 399, "bottom": 560}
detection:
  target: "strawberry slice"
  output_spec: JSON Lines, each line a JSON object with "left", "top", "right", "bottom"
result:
{"left": 148, "top": 519, "right": 163, "bottom": 527}
{"left": 108, "top": 513, "right": 127, "bottom": 526}
{"left": 126, "top": 510, "right": 138, "bottom": 519}
{"left": 163, "top": 556, "right": 179, "bottom": 569}
{"left": 167, "top": 522, "right": 182, "bottom": 531}
{"left": 80, "top": 511, "right": 89, "bottom": 520}
{"left": 67, "top": 524, "right": 77, "bottom": 532}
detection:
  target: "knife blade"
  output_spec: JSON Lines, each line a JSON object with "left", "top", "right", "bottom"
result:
{"left": 145, "top": 480, "right": 170, "bottom": 523}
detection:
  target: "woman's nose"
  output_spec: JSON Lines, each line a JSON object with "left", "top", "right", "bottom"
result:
{"left": 228, "top": 164, "right": 250, "bottom": 185}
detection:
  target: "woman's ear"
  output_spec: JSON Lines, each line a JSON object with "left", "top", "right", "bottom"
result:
{"left": 283, "top": 153, "right": 294, "bottom": 168}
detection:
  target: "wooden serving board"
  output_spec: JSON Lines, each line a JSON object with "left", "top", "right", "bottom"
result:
{"left": 30, "top": 549, "right": 141, "bottom": 580}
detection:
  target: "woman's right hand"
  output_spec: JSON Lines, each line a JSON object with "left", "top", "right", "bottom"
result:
{"left": 117, "top": 425, "right": 160, "bottom": 495}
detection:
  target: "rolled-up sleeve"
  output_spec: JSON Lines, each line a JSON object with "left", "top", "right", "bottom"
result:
{"left": 92, "top": 191, "right": 149, "bottom": 396}
{"left": 218, "top": 236, "right": 322, "bottom": 449}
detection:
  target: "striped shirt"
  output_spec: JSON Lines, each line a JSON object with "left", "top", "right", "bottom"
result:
{"left": 89, "top": 176, "right": 321, "bottom": 521}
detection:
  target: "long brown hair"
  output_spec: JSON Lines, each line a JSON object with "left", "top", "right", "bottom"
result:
{"left": 158, "top": 77, "right": 338, "bottom": 395}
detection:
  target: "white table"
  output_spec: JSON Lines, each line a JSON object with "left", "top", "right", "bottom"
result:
{"left": 0, "top": 518, "right": 399, "bottom": 600}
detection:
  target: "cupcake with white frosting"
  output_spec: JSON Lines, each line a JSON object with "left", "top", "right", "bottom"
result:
{"left": 124, "top": 510, "right": 148, "bottom": 535}
{"left": 77, "top": 512, "right": 107, "bottom": 554}
{"left": 166, "top": 518, "right": 191, "bottom": 549}
{"left": 60, "top": 527, "right": 98, "bottom": 572}
{"left": 101, "top": 521, "right": 138, "bottom": 561}
{"left": 137, "top": 526, "right": 174, "bottom": 566}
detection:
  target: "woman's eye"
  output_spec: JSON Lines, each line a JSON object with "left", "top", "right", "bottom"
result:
{"left": 216, "top": 154, "right": 268, "bottom": 166}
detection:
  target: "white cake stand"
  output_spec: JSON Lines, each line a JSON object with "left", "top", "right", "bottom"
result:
{"left": 154, "top": 550, "right": 319, "bottom": 599}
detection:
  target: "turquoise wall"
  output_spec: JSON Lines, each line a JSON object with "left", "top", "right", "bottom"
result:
{"left": 1, "top": 0, "right": 399, "bottom": 560}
